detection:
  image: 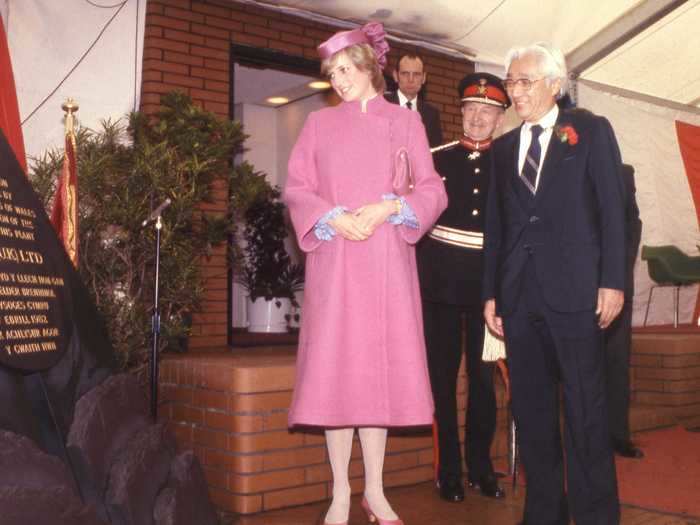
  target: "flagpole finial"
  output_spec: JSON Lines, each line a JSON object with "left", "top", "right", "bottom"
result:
{"left": 62, "top": 98, "right": 79, "bottom": 113}
{"left": 62, "top": 98, "right": 79, "bottom": 136}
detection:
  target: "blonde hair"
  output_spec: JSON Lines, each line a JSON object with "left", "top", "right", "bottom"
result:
{"left": 321, "top": 43, "right": 386, "bottom": 93}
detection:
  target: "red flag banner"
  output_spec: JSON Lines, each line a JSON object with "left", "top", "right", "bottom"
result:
{"left": 675, "top": 120, "right": 700, "bottom": 324}
{"left": 0, "top": 16, "right": 74, "bottom": 371}
{"left": 51, "top": 132, "right": 78, "bottom": 266}
{"left": 0, "top": 18, "right": 26, "bottom": 172}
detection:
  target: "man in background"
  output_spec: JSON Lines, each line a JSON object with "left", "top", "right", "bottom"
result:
{"left": 385, "top": 53, "right": 443, "bottom": 147}
{"left": 606, "top": 163, "right": 643, "bottom": 459}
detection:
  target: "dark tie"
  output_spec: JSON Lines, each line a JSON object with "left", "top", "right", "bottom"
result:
{"left": 521, "top": 124, "right": 543, "bottom": 194}
{"left": 406, "top": 100, "right": 412, "bottom": 110}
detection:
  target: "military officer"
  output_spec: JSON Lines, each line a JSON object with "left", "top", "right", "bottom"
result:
{"left": 418, "top": 72, "right": 509, "bottom": 503}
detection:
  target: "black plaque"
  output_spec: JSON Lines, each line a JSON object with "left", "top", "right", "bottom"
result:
{"left": 0, "top": 131, "right": 72, "bottom": 371}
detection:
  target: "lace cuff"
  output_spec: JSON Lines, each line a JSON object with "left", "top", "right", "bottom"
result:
{"left": 382, "top": 193, "right": 418, "bottom": 229}
{"left": 314, "top": 206, "right": 348, "bottom": 241}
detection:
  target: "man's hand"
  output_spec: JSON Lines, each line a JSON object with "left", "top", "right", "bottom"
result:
{"left": 596, "top": 287, "right": 624, "bottom": 329}
{"left": 483, "top": 298, "right": 504, "bottom": 337}
{"left": 352, "top": 200, "right": 395, "bottom": 236}
{"left": 328, "top": 213, "right": 369, "bottom": 241}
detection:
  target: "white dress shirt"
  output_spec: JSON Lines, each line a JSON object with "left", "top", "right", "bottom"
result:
{"left": 517, "top": 104, "right": 559, "bottom": 191}
{"left": 397, "top": 90, "right": 419, "bottom": 112}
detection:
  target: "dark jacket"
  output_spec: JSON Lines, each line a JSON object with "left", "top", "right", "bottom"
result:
{"left": 418, "top": 144, "right": 489, "bottom": 306}
{"left": 384, "top": 91, "right": 443, "bottom": 148}
{"left": 482, "top": 108, "right": 626, "bottom": 314}
{"left": 621, "top": 163, "right": 642, "bottom": 296}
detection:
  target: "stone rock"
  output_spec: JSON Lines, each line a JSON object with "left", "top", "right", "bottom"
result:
{"left": 153, "top": 451, "right": 218, "bottom": 525}
{"left": 106, "top": 422, "right": 177, "bottom": 525}
{"left": 67, "top": 373, "right": 150, "bottom": 517}
{"left": 0, "top": 430, "right": 75, "bottom": 491}
{"left": 43, "top": 318, "right": 116, "bottom": 429}
{"left": 41, "top": 316, "right": 114, "bottom": 432}
{"left": 0, "top": 486, "right": 106, "bottom": 525}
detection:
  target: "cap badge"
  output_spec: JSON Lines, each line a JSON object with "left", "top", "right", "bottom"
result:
{"left": 477, "top": 78, "right": 488, "bottom": 95}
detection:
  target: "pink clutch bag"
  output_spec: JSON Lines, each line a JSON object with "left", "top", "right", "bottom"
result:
{"left": 392, "top": 147, "right": 414, "bottom": 196}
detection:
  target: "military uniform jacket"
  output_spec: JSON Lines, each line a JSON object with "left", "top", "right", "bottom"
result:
{"left": 417, "top": 143, "right": 490, "bottom": 307}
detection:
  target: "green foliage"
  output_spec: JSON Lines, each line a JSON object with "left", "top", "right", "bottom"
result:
{"left": 28, "top": 92, "right": 256, "bottom": 368}
{"left": 234, "top": 183, "right": 304, "bottom": 305}
{"left": 228, "top": 160, "right": 274, "bottom": 267}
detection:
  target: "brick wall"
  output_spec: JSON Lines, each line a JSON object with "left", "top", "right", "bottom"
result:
{"left": 158, "top": 333, "right": 700, "bottom": 516}
{"left": 630, "top": 333, "right": 700, "bottom": 423}
{"left": 159, "top": 349, "right": 509, "bottom": 515}
{"left": 142, "top": 0, "right": 474, "bottom": 349}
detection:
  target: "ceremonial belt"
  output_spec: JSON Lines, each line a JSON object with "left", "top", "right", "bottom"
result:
{"left": 428, "top": 224, "right": 483, "bottom": 249}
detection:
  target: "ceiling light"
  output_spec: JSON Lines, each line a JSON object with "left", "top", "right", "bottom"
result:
{"left": 308, "top": 81, "right": 331, "bottom": 90}
{"left": 266, "top": 96, "right": 289, "bottom": 105}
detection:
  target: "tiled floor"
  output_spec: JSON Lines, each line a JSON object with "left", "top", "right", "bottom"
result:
{"left": 227, "top": 481, "right": 700, "bottom": 525}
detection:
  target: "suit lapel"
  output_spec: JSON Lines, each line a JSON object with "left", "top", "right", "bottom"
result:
{"left": 534, "top": 111, "right": 568, "bottom": 203}
{"left": 505, "top": 128, "right": 528, "bottom": 212}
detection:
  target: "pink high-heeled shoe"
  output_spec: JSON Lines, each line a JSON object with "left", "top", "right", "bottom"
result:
{"left": 361, "top": 497, "right": 404, "bottom": 525}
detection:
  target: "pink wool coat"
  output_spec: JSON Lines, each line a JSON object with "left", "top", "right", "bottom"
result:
{"left": 283, "top": 96, "right": 447, "bottom": 428}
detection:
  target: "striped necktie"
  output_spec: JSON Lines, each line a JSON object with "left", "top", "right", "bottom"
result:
{"left": 521, "top": 124, "right": 543, "bottom": 194}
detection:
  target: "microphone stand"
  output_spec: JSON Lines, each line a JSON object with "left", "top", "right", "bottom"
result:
{"left": 146, "top": 210, "right": 166, "bottom": 422}
{"left": 143, "top": 197, "right": 170, "bottom": 421}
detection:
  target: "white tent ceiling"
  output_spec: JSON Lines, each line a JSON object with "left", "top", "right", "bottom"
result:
{"left": 240, "top": 0, "right": 700, "bottom": 108}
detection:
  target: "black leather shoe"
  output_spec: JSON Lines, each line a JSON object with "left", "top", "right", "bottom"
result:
{"left": 468, "top": 472, "right": 505, "bottom": 499}
{"left": 437, "top": 477, "right": 464, "bottom": 502}
{"left": 613, "top": 439, "right": 644, "bottom": 459}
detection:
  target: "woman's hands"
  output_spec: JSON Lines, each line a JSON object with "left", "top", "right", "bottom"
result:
{"left": 353, "top": 200, "right": 396, "bottom": 235}
{"left": 329, "top": 200, "right": 397, "bottom": 241}
{"left": 328, "top": 212, "right": 370, "bottom": 241}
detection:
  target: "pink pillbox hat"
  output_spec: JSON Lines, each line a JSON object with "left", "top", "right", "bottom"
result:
{"left": 317, "top": 22, "right": 390, "bottom": 69}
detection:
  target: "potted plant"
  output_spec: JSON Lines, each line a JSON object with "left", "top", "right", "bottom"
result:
{"left": 234, "top": 183, "right": 304, "bottom": 332}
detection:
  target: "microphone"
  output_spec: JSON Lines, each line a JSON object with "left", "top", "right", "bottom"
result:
{"left": 141, "top": 198, "right": 172, "bottom": 227}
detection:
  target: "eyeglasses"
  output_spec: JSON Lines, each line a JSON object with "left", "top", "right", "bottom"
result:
{"left": 503, "top": 77, "right": 545, "bottom": 91}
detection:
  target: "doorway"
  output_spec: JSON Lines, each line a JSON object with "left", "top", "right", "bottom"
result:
{"left": 229, "top": 46, "right": 336, "bottom": 335}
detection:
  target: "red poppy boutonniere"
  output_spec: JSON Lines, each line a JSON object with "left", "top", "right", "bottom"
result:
{"left": 555, "top": 124, "right": 578, "bottom": 145}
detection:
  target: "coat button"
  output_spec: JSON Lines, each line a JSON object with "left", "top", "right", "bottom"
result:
{"left": 529, "top": 215, "right": 539, "bottom": 223}
{"left": 472, "top": 209, "right": 479, "bottom": 216}
{"left": 474, "top": 168, "right": 481, "bottom": 174}
{"left": 473, "top": 188, "right": 480, "bottom": 194}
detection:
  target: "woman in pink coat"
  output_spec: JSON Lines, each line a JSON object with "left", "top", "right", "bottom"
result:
{"left": 283, "top": 22, "right": 447, "bottom": 525}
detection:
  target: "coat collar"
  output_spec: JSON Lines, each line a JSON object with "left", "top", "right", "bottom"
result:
{"left": 507, "top": 131, "right": 528, "bottom": 212}
{"left": 340, "top": 93, "right": 389, "bottom": 115}
{"left": 505, "top": 108, "right": 577, "bottom": 205}
{"left": 533, "top": 109, "right": 579, "bottom": 203}
{"left": 533, "top": 109, "right": 568, "bottom": 202}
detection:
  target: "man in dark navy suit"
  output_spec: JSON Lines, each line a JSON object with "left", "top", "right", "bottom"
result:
{"left": 385, "top": 53, "right": 443, "bottom": 147}
{"left": 483, "top": 42, "right": 625, "bottom": 525}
